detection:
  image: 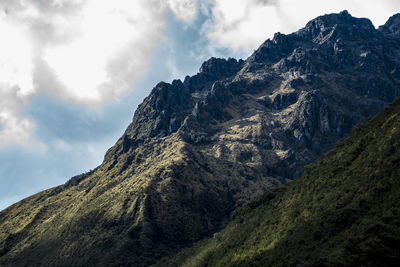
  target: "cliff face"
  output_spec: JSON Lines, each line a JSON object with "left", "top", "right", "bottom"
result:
{"left": 167, "top": 92, "right": 400, "bottom": 267}
{"left": 1, "top": 11, "right": 400, "bottom": 266}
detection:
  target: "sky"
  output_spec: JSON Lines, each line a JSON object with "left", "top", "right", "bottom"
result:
{"left": 0, "top": 0, "right": 399, "bottom": 211}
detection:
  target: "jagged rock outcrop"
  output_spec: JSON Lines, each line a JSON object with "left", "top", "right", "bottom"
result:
{"left": 380, "top": 13, "right": 400, "bottom": 37}
{"left": 1, "top": 11, "right": 400, "bottom": 266}
{"left": 166, "top": 91, "right": 400, "bottom": 267}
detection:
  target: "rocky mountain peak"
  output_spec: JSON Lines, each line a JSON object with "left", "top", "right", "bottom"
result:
{"left": 108, "top": 12, "right": 400, "bottom": 171}
{"left": 303, "top": 10, "right": 374, "bottom": 32}
{"left": 379, "top": 13, "right": 400, "bottom": 37}
{"left": 248, "top": 11, "right": 380, "bottom": 68}
{"left": 296, "top": 10, "right": 376, "bottom": 43}
{"left": 198, "top": 57, "right": 243, "bottom": 77}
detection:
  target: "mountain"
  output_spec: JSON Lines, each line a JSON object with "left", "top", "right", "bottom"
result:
{"left": 1, "top": 11, "right": 400, "bottom": 266}
{"left": 165, "top": 96, "right": 400, "bottom": 267}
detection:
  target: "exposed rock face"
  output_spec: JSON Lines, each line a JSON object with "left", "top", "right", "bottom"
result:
{"left": 1, "top": 11, "right": 400, "bottom": 266}
{"left": 379, "top": 13, "right": 400, "bottom": 37}
{"left": 166, "top": 92, "right": 400, "bottom": 267}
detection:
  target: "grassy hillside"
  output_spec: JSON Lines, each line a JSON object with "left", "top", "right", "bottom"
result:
{"left": 163, "top": 98, "right": 400, "bottom": 266}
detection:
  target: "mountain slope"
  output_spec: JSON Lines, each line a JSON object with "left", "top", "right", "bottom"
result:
{"left": 1, "top": 11, "right": 400, "bottom": 266}
{"left": 165, "top": 96, "right": 400, "bottom": 267}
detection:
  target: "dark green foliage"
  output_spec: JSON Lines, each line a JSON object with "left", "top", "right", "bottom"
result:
{"left": 164, "top": 98, "right": 400, "bottom": 267}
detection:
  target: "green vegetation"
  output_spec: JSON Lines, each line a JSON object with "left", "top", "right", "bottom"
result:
{"left": 163, "top": 98, "right": 400, "bottom": 266}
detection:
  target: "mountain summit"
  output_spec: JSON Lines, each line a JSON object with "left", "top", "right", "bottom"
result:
{"left": 380, "top": 13, "right": 400, "bottom": 37}
{"left": 1, "top": 11, "right": 400, "bottom": 266}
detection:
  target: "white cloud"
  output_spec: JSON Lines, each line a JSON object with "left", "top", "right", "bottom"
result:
{"left": 0, "top": 12, "right": 34, "bottom": 96}
{"left": 168, "top": 0, "right": 198, "bottom": 23}
{"left": 0, "top": 86, "right": 35, "bottom": 146}
{"left": 0, "top": 0, "right": 203, "bottom": 146}
{"left": 0, "top": 8, "right": 36, "bottom": 145}
{"left": 41, "top": 0, "right": 168, "bottom": 103}
{"left": 202, "top": 0, "right": 400, "bottom": 52}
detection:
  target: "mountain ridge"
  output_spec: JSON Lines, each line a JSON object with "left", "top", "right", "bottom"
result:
{"left": 1, "top": 11, "right": 400, "bottom": 266}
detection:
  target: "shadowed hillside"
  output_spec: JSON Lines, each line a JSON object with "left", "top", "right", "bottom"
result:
{"left": 165, "top": 97, "right": 400, "bottom": 267}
